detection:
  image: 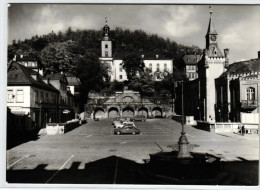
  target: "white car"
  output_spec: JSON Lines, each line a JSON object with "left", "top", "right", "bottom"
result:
{"left": 122, "top": 121, "right": 135, "bottom": 127}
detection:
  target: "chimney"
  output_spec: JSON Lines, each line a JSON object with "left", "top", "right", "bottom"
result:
{"left": 13, "top": 55, "right": 16, "bottom": 61}
{"left": 156, "top": 54, "right": 159, "bottom": 59}
{"left": 258, "top": 51, "right": 260, "bottom": 58}
{"left": 20, "top": 55, "right": 23, "bottom": 58}
{"left": 67, "top": 86, "right": 71, "bottom": 92}
{"left": 141, "top": 54, "right": 144, "bottom": 58}
{"left": 61, "top": 71, "right": 63, "bottom": 75}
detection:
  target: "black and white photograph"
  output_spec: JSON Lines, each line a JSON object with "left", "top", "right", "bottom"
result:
{"left": 1, "top": 1, "right": 260, "bottom": 189}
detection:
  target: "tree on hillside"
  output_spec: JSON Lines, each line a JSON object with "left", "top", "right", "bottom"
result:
{"left": 122, "top": 53, "right": 145, "bottom": 82}
{"left": 41, "top": 40, "right": 85, "bottom": 74}
{"left": 161, "top": 70, "right": 187, "bottom": 98}
{"left": 128, "top": 69, "right": 155, "bottom": 98}
{"left": 75, "top": 50, "right": 109, "bottom": 111}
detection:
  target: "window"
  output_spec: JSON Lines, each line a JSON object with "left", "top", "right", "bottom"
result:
{"left": 149, "top": 63, "right": 152, "bottom": 70}
{"left": 105, "top": 51, "right": 108, "bottom": 57}
{"left": 54, "top": 95, "right": 57, "bottom": 104}
{"left": 40, "top": 91, "right": 44, "bottom": 103}
{"left": 46, "top": 93, "right": 49, "bottom": 103}
{"left": 156, "top": 63, "right": 160, "bottom": 72}
{"left": 246, "top": 87, "right": 255, "bottom": 101}
{"left": 16, "top": 90, "right": 24, "bottom": 103}
{"left": 119, "top": 75, "right": 122, "bottom": 79}
{"left": 105, "top": 44, "right": 108, "bottom": 48}
{"left": 164, "top": 64, "right": 167, "bottom": 71}
{"left": 119, "top": 63, "right": 123, "bottom": 72}
{"left": 35, "top": 90, "right": 38, "bottom": 103}
{"left": 50, "top": 94, "right": 54, "bottom": 103}
{"left": 7, "top": 89, "right": 14, "bottom": 102}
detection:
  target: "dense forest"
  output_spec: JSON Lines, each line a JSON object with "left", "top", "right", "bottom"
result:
{"left": 8, "top": 27, "right": 202, "bottom": 110}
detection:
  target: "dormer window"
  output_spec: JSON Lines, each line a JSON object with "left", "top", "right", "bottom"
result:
{"left": 105, "top": 44, "right": 108, "bottom": 48}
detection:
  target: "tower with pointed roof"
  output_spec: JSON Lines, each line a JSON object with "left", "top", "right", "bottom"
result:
{"left": 197, "top": 7, "right": 229, "bottom": 122}
{"left": 101, "top": 18, "right": 113, "bottom": 58}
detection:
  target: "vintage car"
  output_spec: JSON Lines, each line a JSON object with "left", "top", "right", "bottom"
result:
{"left": 134, "top": 115, "right": 146, "bottom": 122}
{"left": 114, "top": 125, "right": 141, "bottom": 135}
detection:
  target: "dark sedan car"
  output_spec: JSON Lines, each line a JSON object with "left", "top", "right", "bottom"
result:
{"left": 114, "top": 125, "right": 141, "bottom": 135}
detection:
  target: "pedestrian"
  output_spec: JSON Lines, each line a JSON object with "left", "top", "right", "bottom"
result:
{"left": 241, "top": 125, "right": 245, "bottom": 136}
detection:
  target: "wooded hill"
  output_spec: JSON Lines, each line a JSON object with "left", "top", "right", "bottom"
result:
{"left": 8, "top": 27, "right": 202, "bottom": 71}
{"left": 8, "top": 27, "right": 202, "bottom": 110}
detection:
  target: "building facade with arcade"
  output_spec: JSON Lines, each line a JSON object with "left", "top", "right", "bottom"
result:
{"left": 86, "top": 90, "right": 172, "bottom": 119}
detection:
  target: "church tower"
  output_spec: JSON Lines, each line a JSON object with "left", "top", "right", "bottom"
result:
{"left": 101, "top": 19, "right": 113, "bottom": 58}
{"left": 197, "top": 7, "right": 229, "bottom": 122}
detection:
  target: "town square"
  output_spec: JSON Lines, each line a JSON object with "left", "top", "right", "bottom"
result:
{"left": 1, "top": 2, "right": 260, "bottom": 189}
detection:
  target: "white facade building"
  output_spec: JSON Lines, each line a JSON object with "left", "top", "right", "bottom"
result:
{"left": 99, "top": 24, "right": 173, "bottom": 82}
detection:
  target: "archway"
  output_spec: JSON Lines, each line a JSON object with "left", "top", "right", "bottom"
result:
{"left": 138, "top": 107, "right": 148, "bottom": 117}
{"left": 94, "top": 107, "right": 105, "bottom": 119}
{"left": 152, "top": 107, "right": 163, "bottom": 118}
{"left": 108, "top": 107, "right": 119, "bottom": 118}
{"left": 122, "top": 107, "right": 134, "bottom": 118}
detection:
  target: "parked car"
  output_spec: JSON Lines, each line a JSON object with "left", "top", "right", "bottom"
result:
{"left": 134, "top": 115, "right": 146, "bottom": 122}
{"left": 123, "top": 121, "right": 135, "bottom": 127}
{"left": 114, "top": 125, "right": 141, "bottom": 135}
{"left": 114, "top": 122, "right": 124, "bottom": 129}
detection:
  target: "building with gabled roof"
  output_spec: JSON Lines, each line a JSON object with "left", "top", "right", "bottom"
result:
{"left": 183, "top": 54, "right": 201, "bottom": 81}
{"left": 43, "top": 71, "right": 76, "bottom": 122}
{"left": 7, "top": 61, "right": 60, "bottom": 132}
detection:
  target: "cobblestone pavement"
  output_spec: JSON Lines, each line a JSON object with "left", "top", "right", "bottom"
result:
{"left": 6, "top": 118, "right": 259, "bottom": 184}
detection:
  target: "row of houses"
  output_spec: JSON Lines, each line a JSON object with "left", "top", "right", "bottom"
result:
{"left": 7, "top": 55, "right": 81, "bottom": 133}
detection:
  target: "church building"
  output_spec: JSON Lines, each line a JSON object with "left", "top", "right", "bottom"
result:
{"left": 99, "top": 23, "right": 174, "bottom": 82}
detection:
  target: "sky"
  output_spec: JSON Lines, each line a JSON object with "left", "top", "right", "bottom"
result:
{"left": 8, "top": 4, "right": 260, "bottom": 63}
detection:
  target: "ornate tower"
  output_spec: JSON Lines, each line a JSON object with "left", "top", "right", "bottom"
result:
{"left": 197, "top": 7, "right": 229, "bottom": 122}
{"left": 101, "top": 18, "right": 113, "bottom": 58}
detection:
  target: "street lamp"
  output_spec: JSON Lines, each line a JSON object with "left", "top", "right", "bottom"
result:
{"left": 177, "top": 80, "right": 193, "bottom": 159}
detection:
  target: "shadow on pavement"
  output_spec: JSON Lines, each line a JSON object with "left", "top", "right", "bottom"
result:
{"left": 7, "top": 131, "right": 40, "bottom": 150}
{"left": 6, "top": 154, "right": 259, "bottom": 185}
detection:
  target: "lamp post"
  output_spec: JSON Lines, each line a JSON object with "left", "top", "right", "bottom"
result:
{"left": 177, "top": 80, "right": 193, "bottom": 159}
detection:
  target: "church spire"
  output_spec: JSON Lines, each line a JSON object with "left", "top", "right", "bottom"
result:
{"left": 206, "top": 6, "right": 218, "bottom": 36}
{"left": 205, "top": 6, "right": 223, "bottom": 57}
{"left": 103, "top": 17, "right": 110, "bottom": 40}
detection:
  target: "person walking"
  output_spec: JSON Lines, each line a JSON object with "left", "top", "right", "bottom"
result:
{"left": 241, "top": 125, "right": 245, "bottom": 136}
